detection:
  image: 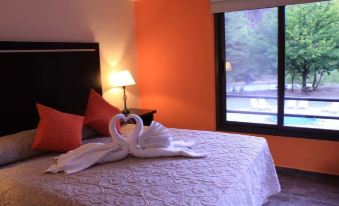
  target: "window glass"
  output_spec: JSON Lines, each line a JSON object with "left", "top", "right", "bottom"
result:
{"left": 285, "top": 1, "right": 339, "bottom": 130}
{"left": 218, "top": 0, "right": 339, "bottom": 139}
{"left": 225, "top": 8, "right": 278, "bottom": 124}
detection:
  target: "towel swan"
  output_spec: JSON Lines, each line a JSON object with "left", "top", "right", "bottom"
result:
{"left": 45, "top": 114, "right": 205, "bottom": 174}
{"left": 127, "top": 114, "right": 206, "bottom": 158}
{"left": 45, "top": 114, "right": 134, "bottom": 174}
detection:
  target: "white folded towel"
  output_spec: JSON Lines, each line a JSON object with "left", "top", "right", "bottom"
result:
{"left": 45, "top": 114, "right": 130, "bottom": 174}
{"left": 45, "top": 143, "right": 122, "bottom": 174}
{"left": 127, "top": 114, "right": 207, "bottom": 159}
{"left": 138, "top": 121, "right": 173, "bottom": 148}
{"left": 45, "top": 114, "right": 206, "bottom": 174}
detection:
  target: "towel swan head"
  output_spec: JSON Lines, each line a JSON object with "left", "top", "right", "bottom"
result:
{"left": 108, "top": 114, "right": 144, "bottom": 148}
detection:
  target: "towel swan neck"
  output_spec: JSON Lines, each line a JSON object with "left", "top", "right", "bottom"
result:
{"left": 108, "top": 114, "right": 133, "bottom": 153}
{"left": 126, "top": 114, "right": 144, "bottom": 148}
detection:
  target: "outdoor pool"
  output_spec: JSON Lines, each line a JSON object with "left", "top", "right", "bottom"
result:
{"left": 270, "top": 116, "right": 318, "bottom": 125}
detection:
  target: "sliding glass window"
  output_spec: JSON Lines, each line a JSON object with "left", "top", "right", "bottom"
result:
{"left": 225, "top": 8, "right": 278, "bottom": 125}
{"left": 215, "top": 0, "right": 339, "bottom": 140}
{"left": 284, "top": 2, "right": 339, "bottom": 131}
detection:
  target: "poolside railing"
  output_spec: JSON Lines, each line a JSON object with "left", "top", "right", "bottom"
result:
{"left": 226, "top": 94, "right": 339, "bottom": 121}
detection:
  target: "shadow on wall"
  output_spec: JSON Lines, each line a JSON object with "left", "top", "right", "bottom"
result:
{"left": 0, "top": 0, "right": 94, "bottom": 41}
{"left": 0, "top": 0, "right": 139, "bottom": 110}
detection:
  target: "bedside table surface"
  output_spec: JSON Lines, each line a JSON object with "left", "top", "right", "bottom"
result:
{"left": 127, "top": 108, "right": 156, "bottom": 126}
{"left": 129, "top": 108, "right": 156, "bottom": 116}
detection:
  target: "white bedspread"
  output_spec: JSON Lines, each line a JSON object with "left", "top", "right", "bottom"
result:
{"left": 0, "top": 125, "right": 280, "bottom": 206}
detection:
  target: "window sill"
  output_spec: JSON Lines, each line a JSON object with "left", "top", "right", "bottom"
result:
{"left": 216, "top": 123, "right": 339, "bottom": 141}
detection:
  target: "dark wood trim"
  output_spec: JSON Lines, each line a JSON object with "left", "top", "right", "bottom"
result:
{"left": 276, "top": 166, "right": 339, "bottom": 177}
{"left": 215, "top": 13, "right": 226, "bottom": 129}
{"left": 227, "top": 110, "right": 339, "bottom": 120}
{"left": 218, "top": 123, "right": 339, "bottom": 141}
{"left": 0, "top": 41, "right": 99, "bottom": 50}
{"left": 0, "top": 41, "right": 101, "bottom": 137}
{"left": 278, "top": 6, "right": 286, "bottom": 128}
{"left": 226, "top": 94, "right": 339, "bottom": 102}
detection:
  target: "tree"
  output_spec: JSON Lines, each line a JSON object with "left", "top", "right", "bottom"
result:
{"left": 285, "top": 0, "right": 339, "bottom": 93}
{"left": 225, "top": 8, "right": 277, "bottom": 84}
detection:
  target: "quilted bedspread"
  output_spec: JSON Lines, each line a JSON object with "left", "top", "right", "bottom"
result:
{"left": 0, "top": 125, "right": 280, "bottom": 206}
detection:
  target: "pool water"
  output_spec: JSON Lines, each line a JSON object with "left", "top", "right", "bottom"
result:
{"left": 270, "top": 116, "right": 318, "bottom": 125}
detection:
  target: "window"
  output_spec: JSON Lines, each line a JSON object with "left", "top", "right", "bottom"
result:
{"left": 215, "top": 1, "right": 339, "bottom": 140}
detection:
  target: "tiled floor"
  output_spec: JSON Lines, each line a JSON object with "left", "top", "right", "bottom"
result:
{"left": 264, "top": 167, "right": 339, "bottom": 206}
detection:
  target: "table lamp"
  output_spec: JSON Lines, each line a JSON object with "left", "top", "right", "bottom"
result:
{"left": 225, "top": 61, "right": 232, "bottom": 71}
{"left": 110, "top": 70, "right": 136, "bottom": 114}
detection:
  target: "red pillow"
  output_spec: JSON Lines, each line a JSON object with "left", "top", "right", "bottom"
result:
{"left": 32, "top": 104, "right": 84, "bottom": 152}
{"left": 84, "top": 89, "right": 121, "bottom": 136}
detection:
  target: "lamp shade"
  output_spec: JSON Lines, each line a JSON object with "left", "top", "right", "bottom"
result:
{"left": 225, "top": 62, "right": 232, "bottom": 71}
{"left": 110, "top": 70, "right": 136, "bottom": 87}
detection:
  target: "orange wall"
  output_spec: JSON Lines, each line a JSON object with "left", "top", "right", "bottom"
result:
{"left": 135, "top": 0, "right": 215, "bottom": 131}
{"left": 264, "top": 135, "right": 339, "bottom": 174}
{"left": 135, "top": 0, "right": 339, "bottom": 175}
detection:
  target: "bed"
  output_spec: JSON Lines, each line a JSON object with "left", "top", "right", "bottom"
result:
{"left": 0, "top": 41, "right": 280, "bottom": 206}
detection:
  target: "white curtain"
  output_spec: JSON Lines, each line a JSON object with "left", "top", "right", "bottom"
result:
{"left": 210, "top": 0, "right": 328, "bottom": 13}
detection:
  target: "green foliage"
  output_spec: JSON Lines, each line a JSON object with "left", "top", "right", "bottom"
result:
{"left": 285, "top": 0, "right": 339, "bottom": 92}
{"left": 225, "top": 8, "right": 277, "bottom": 83}
{"left": 322, "top": 70, "right": 339, "bottom": 84}
{"left": 225, "top": 1, "right": 339, "bottom": 90}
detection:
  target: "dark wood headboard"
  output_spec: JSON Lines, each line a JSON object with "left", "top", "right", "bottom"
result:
{"left": 0, "top": 41, "right": 102, "bottom": 137}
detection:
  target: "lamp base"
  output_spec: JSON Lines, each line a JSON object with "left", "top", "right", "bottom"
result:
{"left": 121, "top": 86, "right": 130, "bottom": 115}
{"left": 122, "top": 108, "right": 130, "bottom": 115}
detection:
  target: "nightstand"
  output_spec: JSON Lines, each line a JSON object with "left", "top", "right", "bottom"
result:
{"left": 128, "top": 108, "right": 157, "bottom": 126}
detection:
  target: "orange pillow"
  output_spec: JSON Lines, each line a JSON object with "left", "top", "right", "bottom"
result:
{"left": 32, "top": 104, "right": 84, "bottom": 152}
{"left": 84, "top": 89, "right": 121, "bottom": 136}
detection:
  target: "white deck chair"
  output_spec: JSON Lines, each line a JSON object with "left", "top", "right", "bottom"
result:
{"left": 297, "top": 100, "right": 309, "bottom": 110}
{"left": 326, "top": 102, "right": 339, "bottom": 114}
{"left": 332, "top": 102, "right": 339, "bottom": 114}
{"left": 250, "top": 98, "right": 259, "bottom": 110}
{"left": 322, "top": 103, "right": 333, "bottom": 113}
{"left": 285, "top": 100, "right": 297, "bottom": 109}
{"left": 258, "top": 99, "right": 272, "bottom": 110}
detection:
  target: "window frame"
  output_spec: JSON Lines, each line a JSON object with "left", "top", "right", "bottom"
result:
{"left": 215, "top": 6, "right": 339, "bottom": 141}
